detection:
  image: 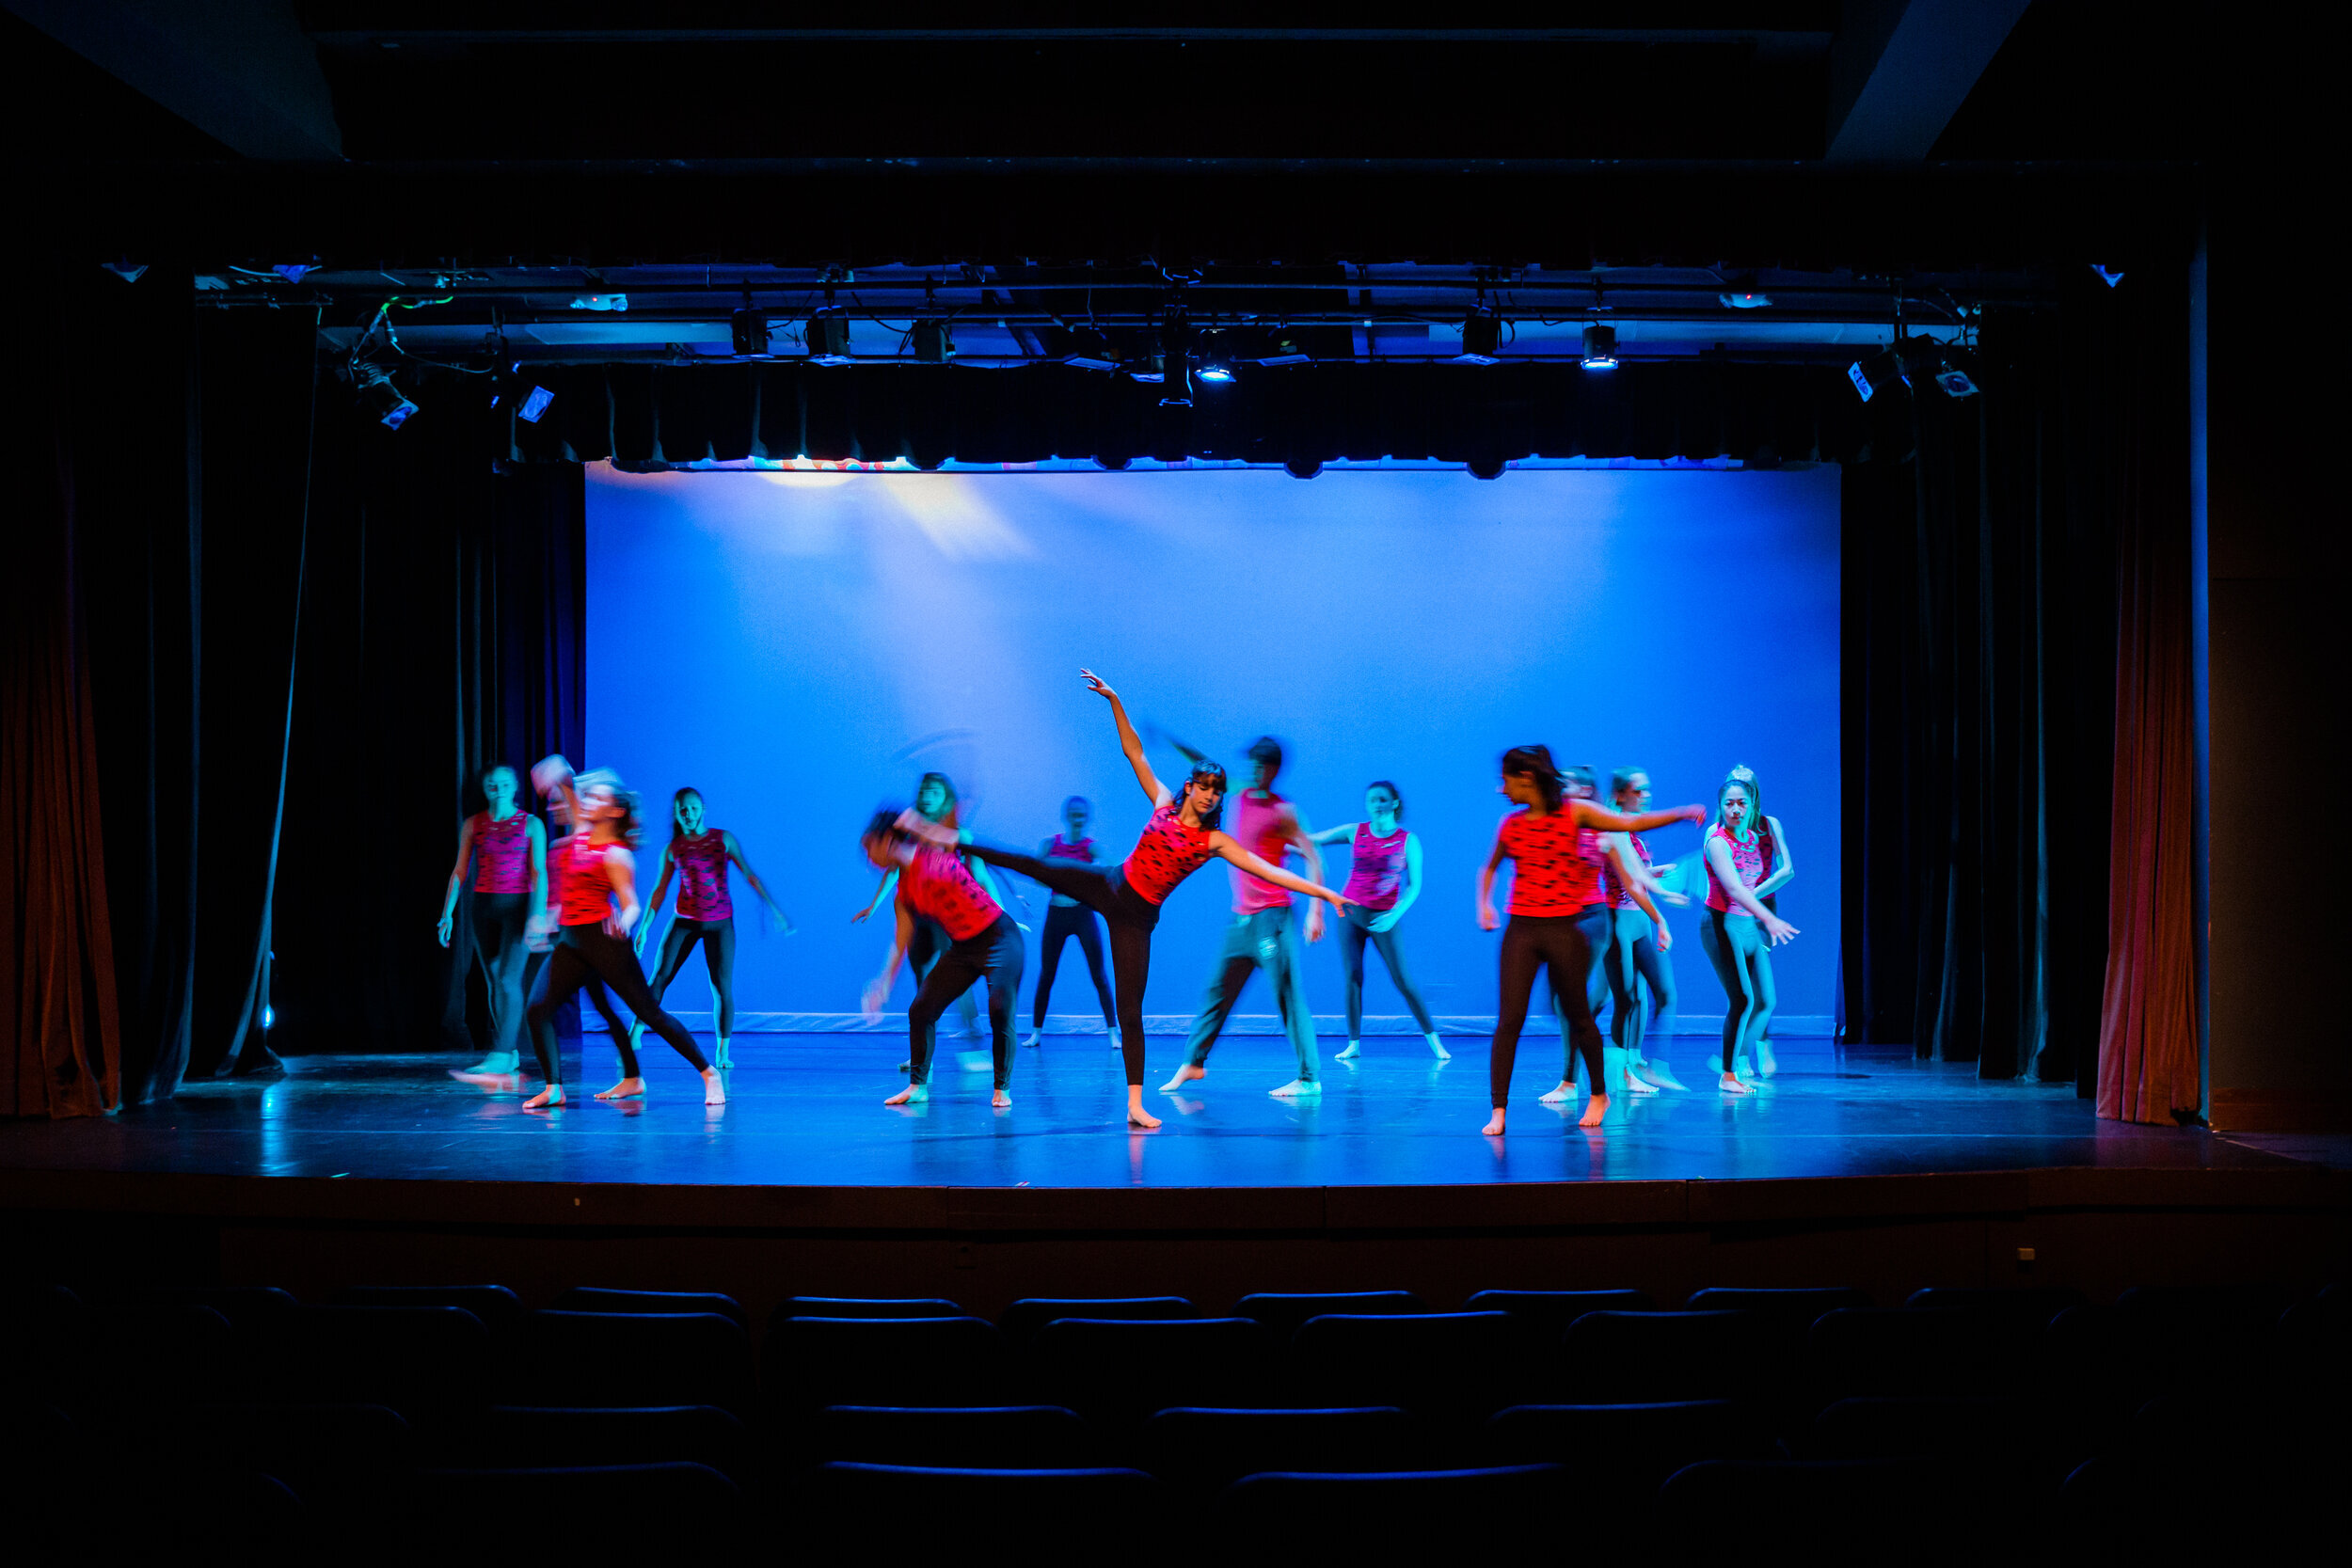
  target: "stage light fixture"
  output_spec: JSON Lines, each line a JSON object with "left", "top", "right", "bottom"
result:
{"left": 1848, "top": 348, "right": 1902, "bottom": 402}
{"left": 1931, "top": 345, "right": 1982, "bottom": 399}
{"left": 353, "top": 364, "right": 418, "bottom": 430}
{"left": 1195, "top": 334, "right": 1235, "bottom": 383}
{"left": 1457, "top": 309, "right": 1503, "bottom": 364}
{"left": 731, "top": 292, "right": 772, "bottom": 356}
{"left": 518, "top": 385, "right": 555, "bottom": 422}
{"left": 805, "top": 311, "right": 852, "bottom": 364}
{"left": 912, "top": 319, "right": 956, "bottom": 363}
{"left": 1056, "top": 326, "right": 1118, "bottom": 371}
{"left": 1236, "top": 326, "right": 1311, "bottom": 367}
{"left": 1158, "top": 312, "right": 1195, "bottom": 406}
{"left": 1581, "top": 324, "right": 1619, "bottom": 370}
{"left": 569, "top": 293, "right": 628, "bottom": 312}
{"left": 1718, "top": 273, "right": 1772, "bottom": 309}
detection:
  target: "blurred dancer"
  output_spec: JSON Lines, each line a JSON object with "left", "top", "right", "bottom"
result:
{"left": 632, "top": 786, "right": 793, "bottom": 1072}
{"left": 861, "top": 810, "right": 1025, "bottom": 1106}
{"left": 857, "top": 771, "right": 1013, "bottom": 1072}
{"left": 1699, "top": 766, "right": 1799, "bottom": 1094}
{"left": 1308, "top": 781, "right": 1448, "bottom": 1061}
{"left": 1597, "top": 766, "right": 1693, "bottom": 1092}
{"left": 1022, "top": 796, "right": 1120, "bottom": 1049}
{"left": 437, "top": 763, "right": 546, "bottom": 1080}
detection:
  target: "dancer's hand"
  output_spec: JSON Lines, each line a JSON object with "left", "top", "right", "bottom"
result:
{"left": 1762, "top": 912, "right": 1800, "bottom": 945}
{"left": 529, "top": 754, "right": 573, "bottom": 799}
{"left": 436, "top": 912, "right": 453, "bottom": 947}
{"left": 1679, "top": 803, "right": 1707, "bottom": 825}
{"left": 1478, "top": 901, "right": 1500, "bottom": 931}
{"left": 850, "top": 904, "right": 873, "bottom": 924}
{"left": 1306, "top": 904, "right": 1325, "bottom": 942}
{"left": 860, "top": 978, "right": 888, "bottom": 1019}
{"left": 1656, "top": 888, "right": 1692, "bottom": 907}
{"left": 1371, "top": 910, "right": 1402, "bottom": 934}
{"left": 631, "top": 919, "right": 651, "bottom": 956}
{"left": 1079, "top": 668, "right": 1118, "bottom": 703}
{"left": 1656, "top": 926, "right": 1674, "bottom": 952}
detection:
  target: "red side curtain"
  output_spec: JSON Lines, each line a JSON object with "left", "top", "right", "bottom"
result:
{"left": 2096, "top": 341, "right": 2200, "bottom": 1124}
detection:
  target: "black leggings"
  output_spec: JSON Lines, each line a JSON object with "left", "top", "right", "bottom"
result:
{"left": 1604, "top": 907, "right": 1677, "bottom": 1061}
{"left": 1034, "top": 902, "right": 1117, "bottom": 1029}
{"left": 1341, "top": 906, "right": 1436, "bottom": 1037}
{"left": 644, "top": 915, "right": 737, "bottom": 1037}
{"left": 908, "top": 915, "right": 1025, "bottom": 1089}
{"left": 469, "top": 891, "right": 533, "bottom": 1056}
{"left": 1700, "top": 909, "right": 1774, "bottom": 1073}
{"left": 966, "top": 845, "right": 1160, "bottom": 1085}
{"left": 1489, "top": 909, "right": 1608, "bottom": 1108}
{"left": 526, "top": 923, "right": 710, "bottom": 1085}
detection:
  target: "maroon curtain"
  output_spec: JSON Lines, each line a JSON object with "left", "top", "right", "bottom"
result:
{"left": 3, "top": 270, "right": 122, "bottom": 1117}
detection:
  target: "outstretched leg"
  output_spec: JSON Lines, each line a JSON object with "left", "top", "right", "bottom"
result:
{"left": 580, "top": 927, "right": 719, "bottom": 1102}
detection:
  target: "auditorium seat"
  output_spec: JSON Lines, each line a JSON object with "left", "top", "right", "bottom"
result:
{"left": 1808, "top": 1307, "right": 2034, "bottom": 1400}
{"left": 413, "top": 1462, "right": 740, "bottom": 1554}
{"left": 84, "top": 1303, "right": 238, "bottom": 1408}
{"left": 807, "top": 1462, "right": 1160, "bottom": 1550}
{"left": 1025, "top": 1317, "right": 1274, "bottom": 1425}
{"left": 504, "top": 1310, "right": 753, "bottom": 1413}
{"left": 274, "top": 1305, "right": 489, "bottom": 1418}
{"left": 1558, "top": 1310, "right": 1762, "bottom": 1402}
{"left": 328, "top": 1285, "right": 525, "bottom": 1343}
{"left": 1804, "top": 1396, "right": 2033, "bottom": 1468}
{"left": 1685, "top": 1286, "right": 1871, "bottom": 1335}
{"left": 1216, "top": 1464, "right": 1563, "bottom": 1553}
{"left": 807, "top": 1405, "right": 1097, "bottom": 1469}
{"left": 1136, "top": 1406, "right": 1413, "bottom": 1495}
{"left": 996, "top": 1296, "right": 1199, "bottom": 1344}
{"left": 2114, "top": 1283, "right": 2296, "bottom": 1330}
{"left": 768, "top": 1315, "right": 1009, "bottom": 1413}
{"left": 448, "top": 1404, "right": 747, "bottom": 1477}
{"left": 1482, "top": 1401, "right": 1772, "bottom": 1491}
{"left": 136, "top": 1403, "right": 413, "bottom": 1513}
{"left": 1290, "top": 1311, "right": 1521, "bottom": 1419}
{"left": 1904, "top": 1286, "right": 2086, "bottom": 1325}
{"left": 1234, "top": 1291, "right": 1427, "bottom": 1342}
{"left": 1661, "top": 1459, "right": 1981, "bottom": 1562}
{"left": 132, "top": 1284, "right": 301, "bottom": 1331}
{"left": 552, "top": 1286, "right": 749, "bottom": 1329}
{"left": 782, "top": 1295, "right": 965, "bottom": 1321}
{"left": 1463, "top": 1289, "right": 1655, "bottom": 1356}
{"left": 2042, "top": 1305, "right": 2169, "bottom": 1420}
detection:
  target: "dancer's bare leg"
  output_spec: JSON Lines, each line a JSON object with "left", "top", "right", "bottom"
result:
{"left": 1579, "top": 1090, "right": 1609, "bottom": 1128}
{"left": 1126, "top": 1085, "right": 1161, "bottom": 1129}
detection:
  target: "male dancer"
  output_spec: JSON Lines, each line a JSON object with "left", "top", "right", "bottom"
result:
{"left": 1159, "top": 736, "right": 1328, "bottom": 1100}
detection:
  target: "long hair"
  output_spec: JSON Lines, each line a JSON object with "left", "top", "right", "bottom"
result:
{"left": 1501, "top": 745, "right": 1565, "bottom": 813}
{"left": 1719, "top": 765, "right": 1775, "bottom": 869}
{"left": 861, "top": 806, "right": 909, "bottom": 859}
{"left": 1177, "top": 758, "right": 1228, "bottom": 832}
{"left": 1368, "top": 779, "right": 1405, "bottom": 823}
{"left": 573, "top": 768, "right": 643, "bottom": 846}
{"left": 669, "top": 785, "right": 702, "bottom": 845}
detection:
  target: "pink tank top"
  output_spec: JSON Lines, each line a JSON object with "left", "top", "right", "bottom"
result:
{"left": 470, "top": 811, "right": 532, "bottom": 894}
{"left": 1044, "top": 834, "right": 1095, "bottom": 907}
{"left": 898, "top": 846, "right": 1002, "bottom": 942}
{"left": 554, "top": 834, "right": 617, "bottom": 927}
{"left": 1497, "top": 809, "right": 1603, "bottom": 916}
{"left": 1603, "top": 832, "right": 1652, "bottom": 911}
{"left": 1228, "top": 791, "right": 1296, "bottom": 914}
{"left": 1342, "top": 824, "right": 1409, "bottom": 911}
{"left": 1706, "top": 822, "right": 1767, "bottom": 914}
{"left": 672, "top": 830, "right": 733, "bottom": 921}
{"left": 1122, "top": 805, "right": 1216, "bottom": 906}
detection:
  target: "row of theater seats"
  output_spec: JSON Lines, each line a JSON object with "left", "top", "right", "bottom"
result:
{"left": 6, "top": 1279, "right": 2342, "bottom": 1560}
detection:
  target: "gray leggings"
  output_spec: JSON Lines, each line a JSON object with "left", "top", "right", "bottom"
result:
{"left": 1604, "top": 906, "right": 1677, "bottom": 1062}
{"left": 1699, "top": 909, "right": 1775, "bottom": 1072}
{"left": 1340, "top": 906, "right": 1436, "bottom": 1037}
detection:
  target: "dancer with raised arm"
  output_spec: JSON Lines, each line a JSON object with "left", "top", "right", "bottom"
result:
{"left": 1309, "top": 781, "right": 1448, "bottom": 1062}
{"left": 1699, "top": 766, "right": 1800, "bottom": 1094}
{"left": 921, "top": 671, "right": 1352, "bottom": 1130}
{"left": 1161, "top": 736, "right": 1328, "bottom": 1101}
{"left": 1022, "top": 796, "right": 1120, "bottom": 1050}
{"left": 437, "top": 764, "right": 547, "bottom": 1081}
{"left": 521, "top": 757, "right": 724, "bottom": 1109}
{"left": 1594, "top": 766, "right": 1689, "bottom": 1097}
{"left": 630, "top": 787, "right": 793, "bottom": 1073}
{"left": 1477, "top": 745, "right": 1704, "bottom": 1134}
{"left": 860, "top": 810, "right": 1025, "bottom": 1107}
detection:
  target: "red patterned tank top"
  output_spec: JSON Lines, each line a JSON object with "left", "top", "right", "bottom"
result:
{"left": 898, "top": 845, "right": 1003, "bottom": 942}
{"left": 554, "top": 834, "right": 618, "bottom": 927}
{"left": 1122, "top": 804, "right": 1216, "bottom": 906}
{"left": 1705, "top": 822, "right": 1766, "bottom": 914}
{"left": 1497, "top": 808, "right": 1603, "bottom": 915}
{"left": 1342, "top": 825, "right": 1410, "bottom": 911}
{"left": 1603, "top": 832, "right": 1653, "bottom": 911}
{"left": 470, "top": 811, "right": 532, "bottom": 894}
{"left": 672, "top": 829, "right": 733, "bottom": 921}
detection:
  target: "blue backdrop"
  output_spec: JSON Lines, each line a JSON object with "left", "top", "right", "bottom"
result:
{"left": 584, "top": 464, "right": 1840, "bottom": 1030}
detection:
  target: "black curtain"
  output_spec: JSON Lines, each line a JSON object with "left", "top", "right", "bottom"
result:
{"left": 1842, "top": 270, "right": 2180, "bottom": 1084}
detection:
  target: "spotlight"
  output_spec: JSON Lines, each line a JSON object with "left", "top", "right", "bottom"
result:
{"left": 1718, "top": 273, "right": 1772, "bottom": 309}
{"left": 1847, "top": 348, "right": 1902, "bottom": 403}
{"left": 353, "top": 364, "right": 418, "bottom": 430}
{"left": 731, "top": 293, "right": 771, "bottom": 356}
{"left": 1457, "top": 309, "right": 1503, "bottom": 365}
{"left": 569, "top": 293, "right": 628, "bottom": 312}
{"left": 805, "top": 311, "right": 851, "bottom": 364}
{"left": 912, "top": 318, "right": 956, "bottom": 363}
{"left": 1580, "top": 324, "right": 1619, "bottom": 370}
{"left": 1930, "top": 345, "right": 1982, "bottom": 399}
{"left": 1195, "top": 333, "right": 1235, "bottom": 384}
{"left": 518, "top": 385, "right": 555, "bottom": 423}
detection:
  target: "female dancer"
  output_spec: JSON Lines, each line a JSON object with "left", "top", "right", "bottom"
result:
{"left": 860, "top": 810, "right": 1025, "bottom": 1107}
{"left": 1698, "top": 767, "right": 1800, "bottom": 1094}
{"left": 631, "top": 787, "right": 793, "bottom": 1072}
{"left": 1477, "top": 745, "right": 1703, "bottom": 1133}
{"left": 1308, "top": 781, "right": 1447, "bottom": 1061}
{"left": 1022, "top": 796, "right": 1120, "bottom": 1049}
{"left": 437, "top": 764, "right": 546, "bottom": 1079}
{"left": 527, "top": 793, "right": 638, "bottom": 1100}
{"left": 1597, "top": 766, "right": 1692, "bottom": 1094}
{"left": 1535, "top": 764, "right": 1677, "bottom": 1106}
{"left": 913, "top": 670, "right": 1353, "bottom": 1130}
{"left": 520, "top": 756, "right": 724, "bottom": 1109}
{"left": 857, "top": 771, "right": 1012, "bottom": 1068}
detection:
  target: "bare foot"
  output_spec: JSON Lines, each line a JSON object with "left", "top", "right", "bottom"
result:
{"left": 702, "top": 1068, "right": 727, "bottom": 1105}
{"left": 463, "top": 1052, "right": 520, "bottom": 1077}
{"left": 884, "top": 1084, "right": 930, "bottom": 1106}
{"left": 1481, "top": 1109, "right": 1506, "bottom": 1136}
{"left": 1719, "top": 1072, "right": 1755, "bottom": 1095}
{"left": 1336, "top": 1040, "right": 1362, "bottom": 1060}
{"left": 1624, "top": 1072, "right": 1659, "bottom": 1096}
{"left": 1126, "top": 1088, "right": 1161, "bottom": 1129}
{"left": 1158, "top": 1063, "right": 1206, "bottom": 1093}
{"left": 451, "top": 1069, "right": 522, "bottom": 1091}
{"left": 1269, "top": 1079, "right": 1322, "bottom": 1100}
{"left": 1578, "top": 1092, "right": 1609, "bottom": 1128}
{"left": 991, "top": 1089, "right": 1011, "bottom": 1108}
{"left": 1756, "top": 1041, "right": 1779, "bottom": 1078}
{"left": 1537, "top": 1079, "right": 1578, "bottom": 1105}
{"left": 1022, "top": 1030, "right": 1042, "bottom": 1049}
{"left": 1637, "top": 1060, "right": 1687, "bottom": 1091}
{"left": 595, "top": 1077, "right": 644, "bottom": 1101}
{"left": 1425, "top": 1034, "right": 1452, "bottom": 1060}
{"left": 714, "top": 1038, "right": 734, "bottom": 1070}
{"left": 522, "top": 1085, "right": 565, "bottom": 1110}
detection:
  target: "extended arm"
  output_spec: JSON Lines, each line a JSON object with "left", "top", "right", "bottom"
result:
{"left": 1279, "top": 806, "right": 1328, "bottom": 940}
{"left": 1705, "top": 834, "right": 1799, "bottom": 942}
{"left": 1476, "top": 822, "right": 1509, "bottom": 929}
{"left": 863, "top": 898, "right": 918, "bottom": 1015}
{"left": 1754, "top": 816, "right": 1795, "bottom": 900}
{"left": 437, "top": 816, "right": 478, "bottom": 945}
{"left": 1572, "top": 800, "right": 1708, "bottom": 835}
{"left": 527, "top": 816, "right": 547, "bottom": 909}
{"left": 644, "top": 844, "right": 676, "bottom": 919}
{"left": 1083, "top": 670, "right": 1171, "bottom": 808}
{"left": 1211, "top": 833, "right": 1349, "bottom": 910}
{"left": 958, "top": 828, "right": 1017, "bottom": 915}
{"left": 1373, "top": 833, "right": 1425, "bottom": 931}
{"left": 852, "top": 867, "right": 899, "bottom": 923}
{"left": 1307, "top": 821, "right": 1359, "bottom": 847}
{"left": 1607, "top": 830, "right": 1687, "bottom": 908}
{"left": 725, "top": 831, "right": 794, "bottom": 932}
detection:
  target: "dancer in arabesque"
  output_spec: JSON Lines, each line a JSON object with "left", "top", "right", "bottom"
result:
{"left": 912, "top": 670, "right": 1353, "bottom": 1129}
